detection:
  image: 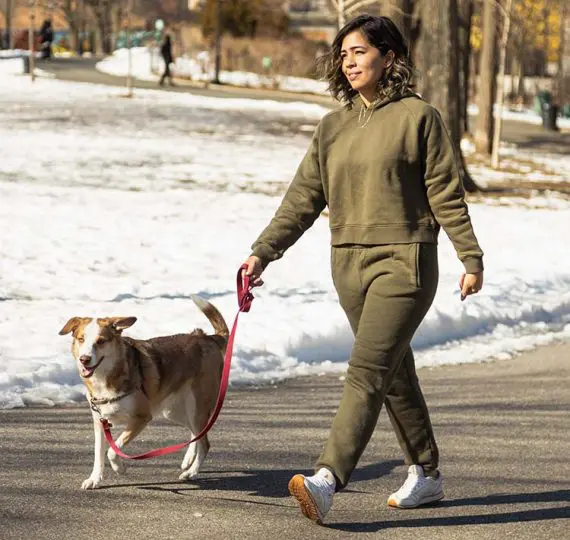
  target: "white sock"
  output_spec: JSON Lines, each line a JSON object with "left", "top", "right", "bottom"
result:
{"left": 315, "top": 467, "right": 336, "bottom": 489}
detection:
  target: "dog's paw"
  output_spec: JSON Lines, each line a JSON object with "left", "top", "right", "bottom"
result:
{"left": 179, "top": 469, "right": 198, "bottom": 481}
{"left": 81, "top": 476, "right": 102, "bottom": 490}
{"left": 181, "top": 451, "right": 197, "bottom": 471}
{"left": 107, "top": 450, "right": 126, "bottom": 475}
{"left": 110, "top": 458, "right": 126, "bottom": 475}
{"left": 179, "top": 462, "right": 201, "bottom": 481}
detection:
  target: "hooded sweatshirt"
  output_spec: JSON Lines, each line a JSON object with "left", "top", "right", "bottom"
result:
{"left": 251, "top": 92, "right": 484, "bottom": 274}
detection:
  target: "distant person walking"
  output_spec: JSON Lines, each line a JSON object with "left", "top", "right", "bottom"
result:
{"left": 39, "top": 19, "right": 53, "bottom": 59}
{"left": 159, "top": 34, "right": 174, "bottom": 87}
{"left": 241, "top": 14, "right": 484, "bottom": 525}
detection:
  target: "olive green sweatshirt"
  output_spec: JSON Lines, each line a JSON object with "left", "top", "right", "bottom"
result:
{"left": 251, "top": 93, "right": 484, "bottom": 274}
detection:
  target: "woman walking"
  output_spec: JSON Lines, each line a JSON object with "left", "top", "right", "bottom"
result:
{"left": 242, "top": 14, "right": 484, "bottom": 524}
{"left": 159, "top": 34, "right": 175, "bottom": 87}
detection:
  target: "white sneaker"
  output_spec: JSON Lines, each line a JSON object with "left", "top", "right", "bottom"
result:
{"left": 387, "top": 465, "right": 444, "bottom": 508}
{"left": 288, "top": 468, "right": 335, "bottom": 524}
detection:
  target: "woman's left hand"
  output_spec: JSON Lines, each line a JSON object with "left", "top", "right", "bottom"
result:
{"left": 459, "top": 271, "right": 484, "bottom": 301}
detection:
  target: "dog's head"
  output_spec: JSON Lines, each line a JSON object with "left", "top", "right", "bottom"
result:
{"left": 59, "top": 317, "right": 137, "bottom": 379}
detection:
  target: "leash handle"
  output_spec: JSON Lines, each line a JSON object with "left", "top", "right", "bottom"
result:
{"left": 101, "top": 265, "right": 254, "bottom": 460}
{"left": 237, "top": 264, "right": 254, "bottom": 312}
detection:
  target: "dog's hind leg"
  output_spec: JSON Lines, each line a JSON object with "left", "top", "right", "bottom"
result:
{"left": 106, "top": 414, "right": 151, "bottom": 474}
{"left": 179, "top": 391, "right": 210, "bottom": 481}
{"left": 81, "top": 414, "right": 107, "bottom": 489}
{"left": 161, "top": 392, "right": 200, "bottom": 477}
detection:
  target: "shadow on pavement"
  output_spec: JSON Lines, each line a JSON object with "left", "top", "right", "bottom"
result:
{"left": 96, "top": 459, "right": 403, "bottom": 499}
{"left": 440, "top": 489, "right": 570, "bottom": 507}
{"left": 329, "top": 504, "right": 570, "bottom": 533}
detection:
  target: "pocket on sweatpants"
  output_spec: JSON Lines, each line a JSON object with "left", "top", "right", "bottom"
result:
{"left": 411, "top": 243, "right": 421, "bottom": 289}
{"left": 414, "top": 243, "right": 439, "bottom": 290}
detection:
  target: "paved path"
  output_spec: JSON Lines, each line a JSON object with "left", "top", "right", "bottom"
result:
{"left": 1, "top": 341, "right": 569, "bottom": 539}
{"left": 35, "top": 56, "right": 334, "bottom": 106}
{"left": 31, "top": 56, "right": 570, "bottom": 155}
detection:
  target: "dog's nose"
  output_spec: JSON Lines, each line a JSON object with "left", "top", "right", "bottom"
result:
{"left": 79, "top": 355, "right": 91, "bottom": 365}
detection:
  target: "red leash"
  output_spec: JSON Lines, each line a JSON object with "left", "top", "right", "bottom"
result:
{"left": 100, "top": 265, "right": 254, "bottom": 460}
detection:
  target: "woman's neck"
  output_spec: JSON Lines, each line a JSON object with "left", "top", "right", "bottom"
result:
{"left": 359, "top": 89, "right": 377, "bottom": 108}
{"left": 359, "top": 93, "right": 370, "bottom": 108}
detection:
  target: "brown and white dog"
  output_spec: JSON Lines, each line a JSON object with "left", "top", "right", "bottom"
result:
{"left": 59, "top": 296, "right": 228, "bottom": 490}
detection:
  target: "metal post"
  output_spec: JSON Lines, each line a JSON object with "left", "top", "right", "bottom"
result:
{"left": 28, "top": 0, "right": 36, "bottom": 81}
{"left": 213, "top": 0, "right": 221, "bottom": 84}
{"left": 126, "top": 0, "right": 134, "bottom": 96}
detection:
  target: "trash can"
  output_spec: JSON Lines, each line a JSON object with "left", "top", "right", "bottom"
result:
{"left": 534, "top": 90, "right": 552, "bottom": 115}
{"left": 22, "top": 55, "right": 30, "bottom": 74}
{"left": 542, "top": 103, "right": 559, "bottom": 131}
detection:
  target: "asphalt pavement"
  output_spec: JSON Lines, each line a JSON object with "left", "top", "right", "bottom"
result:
{"left": 1, "top": 341, "right": 569, "bottom": 539}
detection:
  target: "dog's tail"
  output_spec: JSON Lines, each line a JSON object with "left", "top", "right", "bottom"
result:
{"left": 191, "top": 295, "right": 229, "bottom": 338}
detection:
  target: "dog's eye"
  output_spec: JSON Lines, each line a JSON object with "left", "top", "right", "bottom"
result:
{"left": 96, "top": 339, "right": 106, "bottom": 346}
{"left": 77, "top": 337, "right": 85, "bottom": 343}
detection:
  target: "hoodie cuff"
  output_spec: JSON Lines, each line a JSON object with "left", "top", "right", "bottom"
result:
{"left": 462, "top": 257, "right": 484, "bottom": 274}
{"left": 250, "top": 245, "right": 275, "bottom": 269}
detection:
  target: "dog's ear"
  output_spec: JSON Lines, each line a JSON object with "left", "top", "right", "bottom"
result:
{"left": 100, "top": 317, "right": 137, "bottom": 333}
{"left": 59, "top": 317, "right": 88, "bottom": 336}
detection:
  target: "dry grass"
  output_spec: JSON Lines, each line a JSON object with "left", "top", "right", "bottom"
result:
{"left": 465, "top": 151, "right": 570, "bottom": 197}
{"left": 176, "top": 25, "right": 324, "bottom": 79}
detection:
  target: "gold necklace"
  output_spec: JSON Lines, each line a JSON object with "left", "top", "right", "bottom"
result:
{"left": 357, "top": 100, "right": 377, "bottom": 128}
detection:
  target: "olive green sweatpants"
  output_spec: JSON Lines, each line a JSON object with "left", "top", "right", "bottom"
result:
{"left": 317, "top": 243, "right": 440, "bottom": 489}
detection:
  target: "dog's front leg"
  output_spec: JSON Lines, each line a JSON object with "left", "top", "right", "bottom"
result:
{"left": 81, "top": 415, "right": 106, "bottom": 489}
{"left": 107, "top": 415, "right": 151, "bottom": 474}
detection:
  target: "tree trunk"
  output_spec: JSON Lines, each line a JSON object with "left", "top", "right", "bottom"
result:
{"left": 88, "top": 0, "right": 114, "bottom": 54}
{"left": 60, "top": 0, "right": 80, "bottom": 52}
{"left": 382, "top": 0, "right": 413, "bottom": 44}
{"left": 415, "top": 0, "right": 479, "bottom": 192}
{"left": 6, "top": 0, "right": 14, "bottom": 49}
{"left": 474, "top": 0, "right": 496, "bottom": 156}
{"left": 516, "top": 39, "right": 525, "bottom": 100}
{"left": 458, "top": 0, "right": 473, "bottom": 135}
{"left": 557, "top": 3, "right": 569, "bottom": 104}
{"left": 490, "top": 0, "right": 513, "bottom": 169}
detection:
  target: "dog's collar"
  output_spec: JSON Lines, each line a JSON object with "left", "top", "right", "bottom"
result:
{"left": 89, "top": 390, "right": 133, "bottom": 408}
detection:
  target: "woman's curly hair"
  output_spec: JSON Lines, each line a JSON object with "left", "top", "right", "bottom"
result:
{"left": 316, "top": 15, "right": 415, "bottom": 106}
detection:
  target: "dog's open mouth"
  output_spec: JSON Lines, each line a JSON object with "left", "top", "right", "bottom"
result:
{"left": 81, "top": 356, "right": 104, "bottom": 378}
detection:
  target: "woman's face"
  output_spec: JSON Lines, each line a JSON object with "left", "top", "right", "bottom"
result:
{"left": 340, "top": 30, "right": 390, "bottom": 102}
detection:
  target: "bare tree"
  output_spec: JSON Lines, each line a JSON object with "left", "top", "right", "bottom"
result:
{"left": 57, "top": 0, "right": 81, "bottom": 51}
{"left": 84, "top": 0, "right": 114, "bottom": 53}
{"left": 458, "top": 0, "right": 473, "bottom": 135}
{"left": 556, "top": 0, "right": 569, "bottom": 105}
{"left": 328, "top": 0, "right": 381, "bottom": 29}
{"left": 381, "top": 0, "right": 414, "bottom": 43}
{"left": 474, "top": 0, "right": 496, "bottom": 155}
{"left": 415, "top": 0, "right": 479, "bottom": 191}
{"left": 0, "top": 0, "right": 16, "bottom": 48}
{"left": 491, "top": 0, "right": 514, "bottom": 169}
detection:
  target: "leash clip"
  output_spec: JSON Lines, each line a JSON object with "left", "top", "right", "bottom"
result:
{"left": 89, "top": 399, "right": 111, "bottom": 426}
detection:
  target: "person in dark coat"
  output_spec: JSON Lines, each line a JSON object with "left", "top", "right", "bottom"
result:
{"left": 39, "top": 19, "right": 53, "bottom": 59}
{"left": 159, "top": 34, "right": 174, "bottom": 87}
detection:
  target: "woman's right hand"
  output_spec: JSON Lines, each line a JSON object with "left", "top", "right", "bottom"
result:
{"left": 242, "top": 255, "right": 265, "bottom": 288}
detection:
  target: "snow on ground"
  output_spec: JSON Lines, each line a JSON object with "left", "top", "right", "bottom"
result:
{"left": 96, "top": 47, "right": 330, "bottom": 96}
{"left": 1, "top": 58, "right": 570, "bottom": 409}
{"left": 97, "top": 47, "right": 570, "bottom": 128}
